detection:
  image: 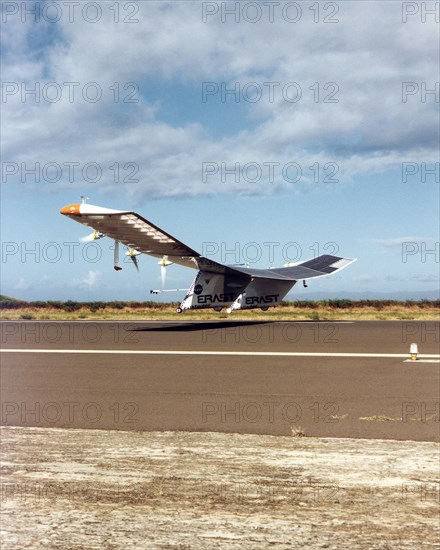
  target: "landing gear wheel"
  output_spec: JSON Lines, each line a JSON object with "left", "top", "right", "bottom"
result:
{"left": 176, "top": 308, "right": 183, "bottom": 314}
{"left": 213, "top": 306, "right": 222, "bottom": 312}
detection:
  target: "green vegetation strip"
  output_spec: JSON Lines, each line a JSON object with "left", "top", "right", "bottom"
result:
{"left": 1, "top": 295, "right": 438, "bottom": 321}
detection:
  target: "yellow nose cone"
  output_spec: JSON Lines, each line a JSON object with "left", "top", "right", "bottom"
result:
{"left": 60, "top": 204, "right": 81, "bottom": 215}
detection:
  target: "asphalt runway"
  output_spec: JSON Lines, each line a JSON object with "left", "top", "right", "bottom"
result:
{"left": 1, "top": 320, "right": 439, "bottom": 441}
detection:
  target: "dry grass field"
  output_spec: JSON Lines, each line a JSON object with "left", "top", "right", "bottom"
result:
{"left": 1, "top": 297, "right": 439, "bottom": 321}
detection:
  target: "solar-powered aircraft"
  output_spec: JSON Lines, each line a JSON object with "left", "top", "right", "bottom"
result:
{"left": 60, "top": 200, "right": 356, "bottom": 313}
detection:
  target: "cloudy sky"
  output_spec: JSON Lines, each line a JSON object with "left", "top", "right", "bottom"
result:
{"left": 1, "top": 0, "right": 439, "bottom": 301}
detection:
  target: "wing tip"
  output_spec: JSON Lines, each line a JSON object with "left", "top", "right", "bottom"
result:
{"left": 330, "top": 257, "right": 355, "bottom": 267}
{"left": 60, "top": 204, "right": 81, "bottom": 216}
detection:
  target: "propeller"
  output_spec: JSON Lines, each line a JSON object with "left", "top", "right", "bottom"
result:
{"left": 158, "top": 255, "right": 173, "bottom": 289}
{"left": 125, "top": 248, "right": 141, "bottom": 272}
{"left": 80, "top": 231, "right": 104, "bottom": 243}
{"left": 114, "top": 240, "right": 122, "bottom": 271}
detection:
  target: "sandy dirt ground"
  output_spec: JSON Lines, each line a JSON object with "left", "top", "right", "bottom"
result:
{"left": 1, "top": 427, "right": 439, "bottom": 549}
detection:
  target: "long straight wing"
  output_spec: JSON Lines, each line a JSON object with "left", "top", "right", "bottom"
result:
{"left": 229, "top": 255, "right": 356, "bottom": 280}
{"left": 60, "top": 203, "right": 355, "bottom": 279}
{"left": 60, "top": 202, "right": 201, "bottom": 269}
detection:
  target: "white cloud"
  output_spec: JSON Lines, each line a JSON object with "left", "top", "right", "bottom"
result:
{"left": 352, "top": 275, "right": 375, "bottom": 283}
{"left": 72, "top": 270, "right": 102, "bottom": 289}
{"left": 386, "top": 274, "right": 439, "bottom": 284}
{"left": 2, "top": 1, "right": 438, "bottom": 198}
{"left": 13, "top": 277, "right": 30, "bottom": 291}
{"left": 410, "top": 274, "right": 440, "bottom": 283}
{"left": 367, "top": 237, "right": 439, "bottom": 250}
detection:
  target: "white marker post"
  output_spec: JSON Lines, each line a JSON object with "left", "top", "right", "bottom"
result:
{"left": 410, "top": 343, "right": 418, "bottom": 361}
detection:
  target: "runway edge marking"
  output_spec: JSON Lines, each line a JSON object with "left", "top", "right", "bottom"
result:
{"left": 1, "top": 349, "right": 440, "bottom": 359}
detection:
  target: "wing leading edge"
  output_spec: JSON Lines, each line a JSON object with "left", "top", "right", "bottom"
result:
{"left": 232, "top": 255, "right": 356, "bottom": 281}
{"left": 60, "top": 202, "right": 201, "bottom": 269}
{"left": 60, "top": 203, "right": 355, "bottom": 279}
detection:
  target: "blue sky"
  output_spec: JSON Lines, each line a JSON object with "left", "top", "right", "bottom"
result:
{"left": 1, "top": 1, "right": 439, "bottom": 301}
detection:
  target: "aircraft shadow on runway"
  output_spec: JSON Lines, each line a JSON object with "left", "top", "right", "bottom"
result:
{"left": 128, "top": 321, "right": 272, "bottom": 332}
